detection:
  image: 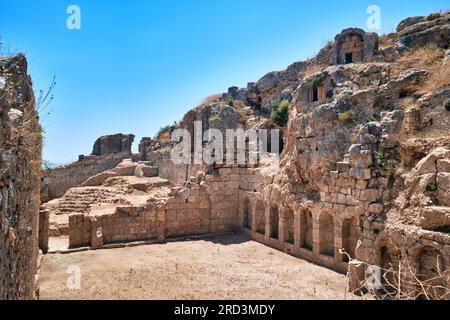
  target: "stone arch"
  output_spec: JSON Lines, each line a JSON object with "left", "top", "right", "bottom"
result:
{"left": 416, "top": 246, "right": 447, "bottom": 299}
{"left": 242, "top": 197, "right": 251, "bottom": 230}
{"left": 377, "top": 238, "right": 401, "bottom": 295}
{"left": 300, "top": 210, "right": 313, "bottom": 251}
{"left": 269, "top": 205, "right": 279, "bottom": 240}
{"left": 341, "top": 217, "right": 359, "bottom": 262}
{"left": 254, "top": 199, "right": 265, "bottom": 235}
{"left": 319, "top": 211, "right": 335, "bottom": 257}
{"left": 283, "top": 207, "right": 295, "bottom": 244}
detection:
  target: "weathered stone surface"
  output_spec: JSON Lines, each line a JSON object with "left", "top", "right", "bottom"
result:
{"left": 91, "top": 133, "right": 135, "bottom": 156}
{"left": 444, "top": 98, "right": 450, "bottom": 111}
{"left": 41, "top": 153, "right": 125, "bottom": 201}
{"left": 397, "top": 12, "right": 450, "bottom": 49}
{"left": 438, "top": 159, "right": 450, "bottom": 173}
{"left": 0, "top": 54, "right": 41, "bottom": 300}
{"left": 82, "top": 159, "right": 137, "bottom": 187}
{"left": 368, "top": 203, "right": 384, "bottom": 215}
{"left": 436, "top": 173, "right": 450, "bottom": 207}
{"left": 330, "top": 28, "right": 379, "bottom": 65}
{"left": 41, "top": 12, "right": 450, "bottom": 300}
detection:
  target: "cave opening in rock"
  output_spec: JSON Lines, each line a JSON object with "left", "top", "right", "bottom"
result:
{"left": 319, "top": 212, "right": 334, "bottom": 257}
{"left": 300, "top": 210, "right": 313, "bottom": 251}
{"left": 270, "top": 205, "right": 279, "bottom": 239}
{"left": 284, "top": 208, "right": 294, "bottom": 244}
{"left": 243, "top": 197, "right": 251, "bottom": 230}
{"left": 345, "top": 52, "right": 353, "bottom": 64}
{"left": 255, "top": 199, "right": 266, "bottom": 235}
{"left": 342, "top": 217, "right": 359, "bottom": 262}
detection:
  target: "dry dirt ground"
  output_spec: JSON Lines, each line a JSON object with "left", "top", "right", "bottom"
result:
{"left": 39, "top": 234, "right": 361, "bottom": 300}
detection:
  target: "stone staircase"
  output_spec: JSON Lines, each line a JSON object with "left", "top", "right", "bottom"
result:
{"left": 57, "top": 186, "right": 126, "bottom": 215}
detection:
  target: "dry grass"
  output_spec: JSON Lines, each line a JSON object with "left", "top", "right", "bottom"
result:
{"left": 345, "top": 236, "right": 450, "bottom": 300}
{"left": 408, "top": 127, "right": 450, "bottom": 141}
{"left": 401, "top": 97, "right": 419, "bottom": 110}
{"left": 393, "top": 44, "right": 444, "bottom": 73}
{"left": 391, "top": 44, "right": 449, "bottom": 95}
{"left": 420, "top": 64, "right": 450, "bottom": 94}
{"left": 379, "top": 34, "right": 395, "bottom": 48}
{"left": 0, "top": 67, "right": 42, "bottom": 179}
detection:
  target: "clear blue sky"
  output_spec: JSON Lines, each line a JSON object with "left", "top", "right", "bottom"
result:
{"left": 0, "top": 0, "right": 448, "bottom": 164}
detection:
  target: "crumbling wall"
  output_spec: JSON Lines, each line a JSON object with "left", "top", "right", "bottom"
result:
{"left": 91, "top": 133, "right": 135, "bottom": 156}
{"left": 41, "top": 154, "right": 125, "bottom": 201}
{"left": 0, "top": 54, "right": 41, "bottom": 300}
{"left": 68, "top": 166, "right": 270, "bottom": 248}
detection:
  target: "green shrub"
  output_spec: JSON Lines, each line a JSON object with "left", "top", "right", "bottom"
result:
{"left": 426, "top": 181, "right": 438, "bottom": 192}
{"left": 374, "top": 150, "right": 396, "bottom": 173}
{"left": 157, "top": 125, "right": 171, "bottom": 136}
{"left": 310, "top": 74, "right": 326, "bottom": 88}
{"left": 209, "top": 115, "right": 222, "bottom": 126}
{"left": 338, "top": 110, "right": 358, "bottom": 123}
{"left": 324, "top": 40, "right": 334, "bottom": 50}
{"left": 271, "top": 99, "right": 290, "bottom": 126}
{"left": 326, "top": 89, "right": 334, "bottom": 98}
{"left": 226, "top": 96, "right": 235, "bottom": 106}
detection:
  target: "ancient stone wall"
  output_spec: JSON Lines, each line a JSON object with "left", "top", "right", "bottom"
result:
{"left": 0, "top": 54, "right": 41, "bottom": 299}
{"left": 331, "top": 28, "right": 379, "bottom": 65}
{"left": 68, "top": 166, "right": 269, "bottom": 248}
{"left": 41, "top": 154, "right": 126, "bottom": 201}
{"left": 91, "top": 133, "right": 135, "bottom": 156}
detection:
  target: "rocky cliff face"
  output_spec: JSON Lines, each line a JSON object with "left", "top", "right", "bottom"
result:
{"left": 139, "top": 12, "right": 450, "bottom": 298}
{"left": 40, "top": 11, "right": 450, "bottom": 299}
{"left": 91, "top": 133, "right": 135, "bottom": 157}
{"left": 0, "top": 54, "right": 41, "bottom": 299}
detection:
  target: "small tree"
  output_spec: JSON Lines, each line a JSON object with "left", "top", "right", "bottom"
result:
{"left": 271, "top": 99, "right": 290, "bottom": 126}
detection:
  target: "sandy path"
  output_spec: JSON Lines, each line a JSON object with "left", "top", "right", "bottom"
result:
{"left": 39, "top": 234, "right": 359, "bottom": 300}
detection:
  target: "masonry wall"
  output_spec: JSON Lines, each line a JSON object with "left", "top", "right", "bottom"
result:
{"left": 68, "top": 166, "right": 269, "bottom": 248}
{"left": 41, "top": 154, "right": 126, "bottom": 201}
{"left": 0, "top": 54, "right": 41, "bottom": 300}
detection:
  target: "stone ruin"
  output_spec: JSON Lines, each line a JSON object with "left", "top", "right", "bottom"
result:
{"left": 40, "top": 13, "right": 450, "bottom": 299}
{"left": 91, "top": 133, "right": 135, "bottom": 157}
{"left": 331, "top": 28, "right": 379, "bottom": 65}
{"left": 2, "top": 11, "right": 450, "bottom": 300}
{"left": 0, "top": 55, "right": 41, "bottom": 299}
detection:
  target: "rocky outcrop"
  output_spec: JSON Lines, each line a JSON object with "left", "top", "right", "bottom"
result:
{"left": 396, "top": 12, "right": 450, "bottom": 49}
{"left": 91, "top": 133, "right": 135, "bottom": 156}
{"left": 0, "top": 54, "right": 41, "bottom": 299}
{"left": 41, "top": 11, "right": 450, "bottom": 299}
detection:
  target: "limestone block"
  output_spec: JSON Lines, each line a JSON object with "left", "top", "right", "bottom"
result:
{"left": 350, "top": 168, "right": 372, "bottom": 180}
{"left": 436, "top": 173, "right": 450, "bottom": 206}
{"left": 415, "top": 148, "right": 450, "bottom": 175}
{"left": 337, "top": 161, "right": 350, "bottom": 172}
{"left": 330, "top": 171, "right": 339, "bottom": 179}
{"left": 352, "top": 189, "right": 361, "bottom": 198}
{"left": 368, "top": 202, "right": 384, "bottom": 215}
{"left": 346, "top": 195, "right": 356, "bottom": 206}
{"left": 437, "top": 159, "right": 450, "bottom": 173}
{"left": 360, "top": 189, "right": 381, "bottom": 202}
{"left": 356, "top": 179, "right": 367, "bottom": 190}
{"left": 419, "top": 206, "right": 450, "bottom": 230}
{"left": 349, "top": 144, "right": 362, "bottom": 160}
{"left": 337, "top": 193, "right": 347, "bottom": 204}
